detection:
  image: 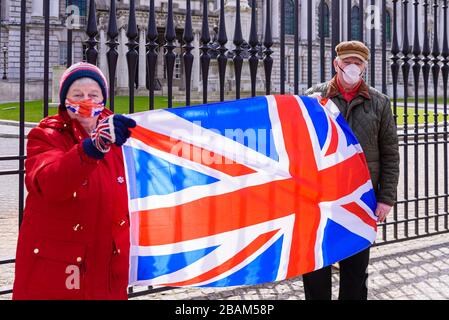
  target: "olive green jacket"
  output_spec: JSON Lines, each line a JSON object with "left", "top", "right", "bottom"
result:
{"left": 305, "top": 76, "right": 400, "bottom": 206}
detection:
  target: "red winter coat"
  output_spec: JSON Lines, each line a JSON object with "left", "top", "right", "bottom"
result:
{"left": 13, "top": 108, "right": 130, "bottom": 300}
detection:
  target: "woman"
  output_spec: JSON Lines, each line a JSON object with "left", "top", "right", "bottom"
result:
{"left": 13, "top": 62, "right": 136, "bottom": 300}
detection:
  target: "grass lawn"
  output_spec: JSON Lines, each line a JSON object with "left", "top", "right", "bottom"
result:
{"left": 0, "top": 96, "right": 185, "bottom": 123}
{"left": 0, "top": 96, "right": 445, "bottom": 125}
{"left": 395, "top": 107, "right": 444, "bottom": 125}
{"left": 395, "top": 97, "right": 447, "bottom": 105}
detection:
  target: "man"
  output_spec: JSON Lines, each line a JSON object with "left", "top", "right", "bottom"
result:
{"left": 303, "top": 41, "right": 400, "bottom": 300}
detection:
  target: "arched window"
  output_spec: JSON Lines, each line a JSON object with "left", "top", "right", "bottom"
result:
{"left": 351, "top": 6, "right": 361, "bottom": 40}
{"left": 67, "top": 0, "right": 87, "bottom": 17}
{"left": 319, "top": 2, "right": 330, "bottom": 38}
{"left": 285, "top": 0, "right": 295, "bottom": 35}
{"left": 386, "top": 11, "right": 392, "bottom": 43}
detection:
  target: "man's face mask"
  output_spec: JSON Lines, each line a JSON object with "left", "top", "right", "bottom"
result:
{"left": 65, "top": 98, "right": 105, "bottom": 118}
{"left": 338, "top": 63, "right": 363, "bottom": 85}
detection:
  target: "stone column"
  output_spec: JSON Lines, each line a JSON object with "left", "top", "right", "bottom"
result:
{"left": 397, "top": 2, "right": 403, "bottom": 48}
{"left": 52, "top": 65, "right": 66, "bottom": 104}
{"left": 272, "top": 0, "right": 280, "bottom": 40}
{"left": 344, "top": 0, "right": 349, "bottom": 40}
{"left": 139, "top": 28, "right": 147, "bottom": 91}
{"left": 99, "top": 28, "right": 109, "bottom": 83}
{"left": 375, "top": 0, "right": 381, "bottom": 46}
{"left": 31, "top": 0, "right": 43, "bottom": 17}
{"left": 224, "top": 0, "right": 252, "bottom": 40}
{"left": 224, "top": 0, "right": 236, "bottom": 46}
{"left": 50, "top": 0, "right": 59, "bottom": 18}
{"left": 300, "top": 0, "right": 308, "bottom": 40}
{"left": 192, "top": 32, "right": 200, "bottom": 91}
{"left": 117, "top": 27, "right": 129, "bottom": 89}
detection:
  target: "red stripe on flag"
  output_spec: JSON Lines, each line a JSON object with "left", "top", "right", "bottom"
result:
{"left": 272, "top": 95, "right": 321, "bottom": 276}
{"left": 341, "top": 202, "right": 377, "bottom": 229}
{"left": 161, "top": 229, "right": 279, "bottom": 287}
{"left": 134, "top": 179, "right": 298, "bottom": 247}
{"left": 130, "top": 125, "right": 256, "bottom": 177}
{"left": 325, "top": 118, "right": 338, "bottom": 156}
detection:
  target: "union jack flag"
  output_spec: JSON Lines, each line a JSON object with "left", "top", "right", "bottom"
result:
{"left": 122, "top": 95, "right": 378, "bottom": 288}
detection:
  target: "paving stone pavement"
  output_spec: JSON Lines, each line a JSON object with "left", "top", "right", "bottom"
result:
{"left": 123, "top": 233, "right": 449, "bottom": 300}
{"left": 1, "top": 221, "right": 447, "bottom": 300}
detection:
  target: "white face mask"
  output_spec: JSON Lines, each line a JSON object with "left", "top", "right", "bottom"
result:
{"left": 339, "top": 63, "right": 363, "bottom": 85}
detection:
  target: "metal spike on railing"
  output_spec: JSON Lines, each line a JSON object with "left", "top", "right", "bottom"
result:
{"left": 359, "top": 0, "right": 364, "bottom": 42}
{"left": 347, "top": 0, "right": 352, "bottom": 40}
{"left": 422, "top": 0, "right": 431, "bottom": 234}
{"left": 331, "top": 0, "right": 340, "bottom": 76}
{"left": 249, "top": 0, "right": 259, "bottom": 97}
{"left": 217, "top": 0, "right": 228, "bottom": 102}
{"left": 294, "top": 0, "right": 299, "bottom": 94}
{"left": 391, "top": 0, "right": 400, "bottom": 124}
{"left": 431, "top": 0, "right": 441, "bottom": 231}
{"left": 320, "top": 0, "right": 325, "bottom": 82}
{"left": 307, "top": 0, "right": 312, "bottom": 89}
{"left": 280, "top": 0, "right": 285, "bottom": 94}
{"left": 67, "top": 0, "right": 73, "bottom": 67}
{"left": 389, "top": 0, "right": 400, "bottom": 242}
{"left": 43, "top": 0, "right": 49, "bottom": 117}
{"left": 200, "top": 0, "right": 211, "bottom": 104}
{"left": 126, "top": 0, "right": 139, "bottom": 113}
{"left": 19, "top": 0, "right": 26, "bottom": 227}
{"left": 401, "top": 0, "right": 411, "bottom": 238}
{"left": 263, "top": 0, "right": 273, "bottom": 95}
{"left": 370, "top": 0, "right": 376, "bottom": 87}
{"left": 441, "top": 0, "right": 449, "bottom": 230}
{"left": 164, "top": 0, "right": 176, "bottom": 108}
{"left": 412, "top": 0, "right": 422, "bottom": 235}
{"left": 233, "top": 0, "right": 244, "bottom": 100}
{"left": 85, "top": 0, "right": 98, "bottom": 64}
{"left": 146, "top": 0, "right": 159, "bottom": 110}
{"left": 106, "top": 0, "right": 119, "bottom": 112}
{"left": 431, "top": 0, "right": 441, "bottom": 85}
{"left": 381, "top": 0, "right": 387, "bottom": 93}
{"left": 183, "top": 0, "right": 194, "bottom": 106}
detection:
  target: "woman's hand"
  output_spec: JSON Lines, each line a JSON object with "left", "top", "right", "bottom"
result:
{"left": 110, "top": 114, "right": 137, "bottom": 147}
{"left": 83, "top": 114, "right": 137, "bottom": 159}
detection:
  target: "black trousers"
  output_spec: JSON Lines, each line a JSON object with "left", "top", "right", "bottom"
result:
{"left": 302, "top": 247, "right": 370, "bottom": 300}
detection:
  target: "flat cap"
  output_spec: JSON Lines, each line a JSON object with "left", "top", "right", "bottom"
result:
{"left": 335, "top": 41, "right": 370, "bottom": 62}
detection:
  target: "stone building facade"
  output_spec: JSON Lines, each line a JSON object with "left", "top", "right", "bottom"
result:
{"left": 0, "top": 0, "right": 445, "bottom": 103}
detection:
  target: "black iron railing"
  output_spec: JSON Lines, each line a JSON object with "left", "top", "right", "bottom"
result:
{"left": 1, "top": 0, "right": 448, "bottom": 298}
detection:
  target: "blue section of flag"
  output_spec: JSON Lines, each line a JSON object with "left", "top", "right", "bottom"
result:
{"left": 361, "top": 189, "right": 377, "bottom": 213}
{"left": 165, "top": 97, "right": 279, "bottom": 161}
{"left": 200, "top": 235, "right": 283, "bottom": 287}
{"left": 321, "top": 219, "right": 371, "bottom": 266}
{"left": 123, "top": 145, "right": 219, "bottom": 200}
{"left": 300, "top": 96, "right": 329, "bottom": 150}
{"left": 137, "top": 245, "right": 220, "bottom": 281}
{"left": 123, "top": 145, "right": 138, "bottom": 202}
{"left": 335, "top": 114, "right": 359, "bottom": 147}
